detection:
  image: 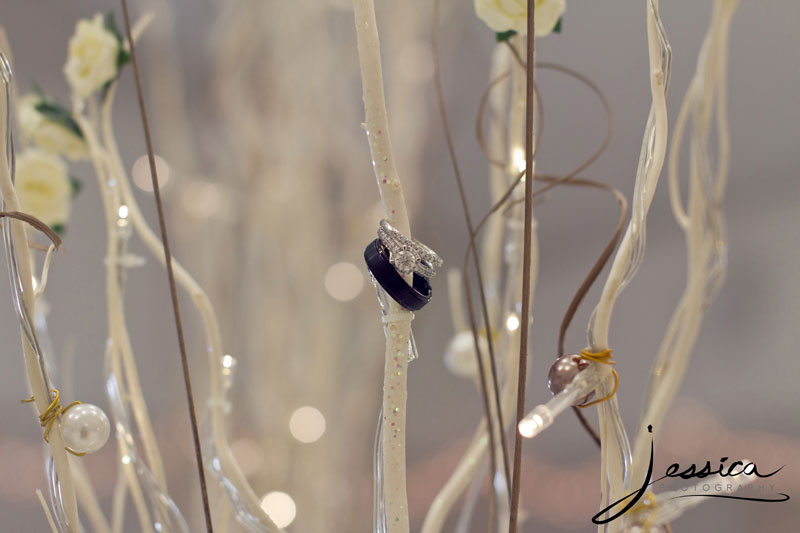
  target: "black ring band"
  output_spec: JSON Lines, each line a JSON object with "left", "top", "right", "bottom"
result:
{"left": 364, "top": 238, "right": 432, "bottom": 311}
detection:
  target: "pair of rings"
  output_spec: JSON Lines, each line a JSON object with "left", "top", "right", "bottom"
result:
{"left": 364, "top": 220, "right": 442, "bottom": 311}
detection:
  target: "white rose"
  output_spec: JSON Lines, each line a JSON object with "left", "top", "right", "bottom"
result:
{"left": 63, "top": 13, "right": 120, "bottom": 98}
{"left": 475, "top": 0, "right": 566, "bottom": 37}
{"left": 17, "top": 93, "right": 89, "bottom": 161}
{"left": 14, "top": 148, "right": 73, "bottom": 227}
{"left": 32, "top": 121, "right": 89, "bottom": 161}
{"left": 17, "top": 93, "right": 45, "bottom": 140}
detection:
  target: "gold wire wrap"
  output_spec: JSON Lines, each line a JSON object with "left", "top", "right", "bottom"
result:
{"left": 577, "top": 348, "right": 619, "bottom": 408}
{"left": 628, "top": 490, "right": 672, "bottom": 531}
{"left": 21, "top": 389, "right": 86, "bottom": 456}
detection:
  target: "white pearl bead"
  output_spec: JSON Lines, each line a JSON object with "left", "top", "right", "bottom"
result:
{"left": 61, "top": 403, "right": 111, "bottom": 455}
{"left": 444, "top": 331, "right": 488, "bottom": 378}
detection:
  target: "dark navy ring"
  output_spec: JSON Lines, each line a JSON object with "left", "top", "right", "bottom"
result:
{"left": 364, "top": 238, "right": 432, "bottom": 311}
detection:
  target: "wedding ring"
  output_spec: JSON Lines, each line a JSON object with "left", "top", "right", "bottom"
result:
{"left": 377, "top": 219, "right": 443, "bottom": 278}
{"left": 363, "top": 239, "right": 432, "bottom": 311}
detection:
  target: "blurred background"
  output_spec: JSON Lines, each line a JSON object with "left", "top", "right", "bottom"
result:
{"left": 0, "top": 0, "right": 798, "bottom": 531}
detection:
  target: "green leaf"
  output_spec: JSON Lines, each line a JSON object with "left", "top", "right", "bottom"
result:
{"left": 50, "top": 224, "right": 65, "bottom": 236}
{"left": 70, "top": 176, "right": 83, "bottom": 197}
{"left": 104, "top": 12, "right": 130, "bottom": 69}
{"left": 34, "top": 100, "right": 84, "bottom": 139}
{"left": 104, "top": 12, "right": 124, "bottom": 43}
{"left": 100, "top": 81, "right": 113, "bottom": 102}
{"left": 553, "top": 17, "right": 562, "bottom": 34}
{"left": 496, "top": 30, "right": 517, "bottom": 43}
{"left": 117, "top": 49, "right": 131, "bottom": 69}
{"left": 100, "top": 11, "right": 130, "bottom": 102}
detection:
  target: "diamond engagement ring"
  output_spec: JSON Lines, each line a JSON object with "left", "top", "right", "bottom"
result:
{"left": 378, "top": 219, "right": 443, "bottom": 278}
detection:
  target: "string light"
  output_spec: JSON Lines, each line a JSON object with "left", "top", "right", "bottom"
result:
{"left": 260, "top": 491, "right": 296, "bottom": 528}
{"left": 324, "top": 262, "right": 364, "bottom": 302}
{"left": 518, "top": 412, "right": 546, "bottom": 439}
{"left": 221, "top": 354, "right": 235, "bottom": 377}
{"left": 230, "top": 438, "right": 264, "bottom": 477}
{"left": 512, "top": 147, "right": 526, "bottom": 173}
{"left": 289, "top": 406, "right": 326, "bottom": 444}
{"left": 132, "top": 154, "right": 170, "bottom": 192}
{"left": 506, "top": 313, "right": 520, "bottom": 332}
{"left": 182, "top": 181, "right": 224, "bottom": 219}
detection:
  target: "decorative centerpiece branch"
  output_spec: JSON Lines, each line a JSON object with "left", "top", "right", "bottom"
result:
{"left": 0, "top": 49, "right": 80, "bottom": 531}
{"left": 352, "top": 0, "right": 416, "bottom": 530}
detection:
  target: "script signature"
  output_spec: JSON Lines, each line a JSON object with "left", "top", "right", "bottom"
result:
{"left": 592, "top": 425, "right": 791, "bottom": 524}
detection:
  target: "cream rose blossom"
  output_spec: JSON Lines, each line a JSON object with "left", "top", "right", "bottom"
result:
{"left": 17, "top": 93, "right": 89, "bottom": 161}
{"left": 63, "top": 13, "right": 120, "bottom": 98}
{"left": 475, "top": 0, "right": 566, "bottom": 37}
{"left": 15, "top": 148, "right": 73, "bottom": 227}
{"left": 31, "top": 121, "right": 89, "bottom": 161}
{"left": 17, "top": 93, "right": 45, "bottom": 138}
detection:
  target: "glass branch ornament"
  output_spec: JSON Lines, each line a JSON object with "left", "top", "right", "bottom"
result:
{"left": 1, "top": 48, "right": 80, "bottom": 532}
{"left": 576, "top": 2, "right": 672, "bottom": 529}
{"left": 65, "top": 16, "right": 187, "bottom": 530}
{"left": 62, "top": 13, "right": 280, "bottom": 532}
{"left": 137, "top": 1, "right": 433, "bottom": 529}
{"left": 629, "top": 1, "right": 740, "bottom": 527}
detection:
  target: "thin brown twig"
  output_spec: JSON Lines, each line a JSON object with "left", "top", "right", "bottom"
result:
{"left": 0, "top": 211, "right": 61, "bottom": 249}
{"left": 508, "top": 2, "right": 535, "bottom": 529}
{"left": 432, "top": 0, "right": 511, "bottom": 507}
{"left": 465, "top": 173, "right": 625, "bottom": 450}
{"left": 439, "top": 5, "right": 618, "bottom": 527}
{"left": 469, "top": 7, "right": 618, "bottom": 481}
{"left": 548, "top": 177, "right": 627, "bottom": 358}
{"left": 469, "top": 43, "right": 617, "bottom": 463}
{"left": 475, "top": 59, "right": 613, "bottom": 231}
{"left": 481, "top": 57, "right": 615, "bottom": 448}
{"left": 543, "top": 174, "right": 627, "bottom": 446}
{"left": 118, "top": 1, "right": 214, "bottom": 531}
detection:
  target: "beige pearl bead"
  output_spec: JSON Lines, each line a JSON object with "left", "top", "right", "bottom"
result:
{"left": 547, "top": 353, "right": 594, "bottom": 404}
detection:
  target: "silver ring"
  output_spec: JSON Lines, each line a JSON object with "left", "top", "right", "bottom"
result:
{"left": 378, "top": 219, "right": 443, "bottom": 278}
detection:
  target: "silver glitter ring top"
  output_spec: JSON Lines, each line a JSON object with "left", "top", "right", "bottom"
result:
{"left": 378, "top": 219, "right": 443, "bottom": 278}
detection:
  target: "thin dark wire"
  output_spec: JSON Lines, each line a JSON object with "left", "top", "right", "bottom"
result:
{"left": 473, "top": 59, "right": 615, "bottom": 448}
{"left": 432, "top": 0, "right": 511, "bottom": 503}
{"left": 549, "top": 178, "right": 627, "bottom": 358}
{"left": 542, "top": 174, "right": 627, "bottom": 447}
{"left": 0, "top": 212, "right": 62, "bottom": 249}
{"left": 475, "top": 60, "right": 613, "bottom": 229}
{"left": 509, "top": 2, "right": 534, "bottom": 529}
{"left": 118, "top": 2, "right": 214, "bottom": 531}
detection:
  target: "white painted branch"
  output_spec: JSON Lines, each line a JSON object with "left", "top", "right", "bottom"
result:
{"left": 586, "top": 2, "right": 671, "bottom": 530}
{"left": 0, "top": 48, "right": 79, "bottom": 530}
{"left": 99, "top": 99, "right": 283, "bottom": 533}
{"left": 73, "top": 102, "right": 158, "bottom": 533}
{"left": 352, "top": 0, "right": 415, "bottom": 531}
{"left": 632, "top": 0, "right": 738, "bottom": 492}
